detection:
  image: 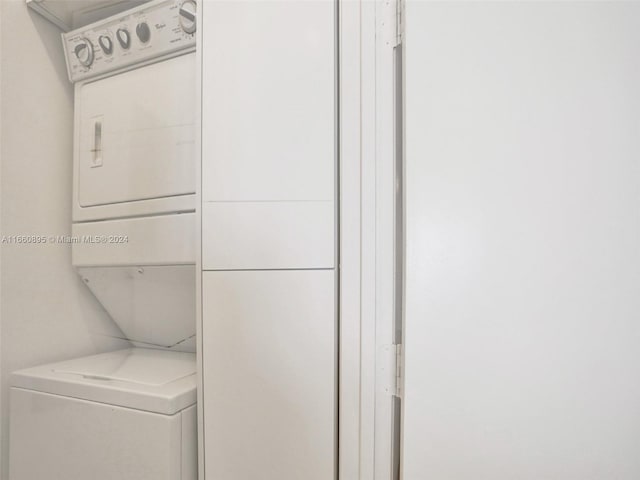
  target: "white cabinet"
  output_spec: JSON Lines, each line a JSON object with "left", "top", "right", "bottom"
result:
{"left": 202, "top": 270, "right": 336, "bottom": 480}
{"left": 199, "top": 1, "right": 337, "bottom": 478}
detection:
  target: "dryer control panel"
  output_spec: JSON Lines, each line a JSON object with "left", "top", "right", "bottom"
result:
{"left": 62, "top": 0, "right": 196, "bottom": 83}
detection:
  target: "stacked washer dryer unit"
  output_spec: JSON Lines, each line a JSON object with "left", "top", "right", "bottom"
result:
{"left": 9, "top": 1, "right": 198, "bottom": 479}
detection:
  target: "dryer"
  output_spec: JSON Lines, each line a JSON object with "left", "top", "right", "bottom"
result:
{"left": 66, "top": 0, "right": 197, "bottom": 222}
{"left": 65, "top": 0, "right": 198, "bottom": 352}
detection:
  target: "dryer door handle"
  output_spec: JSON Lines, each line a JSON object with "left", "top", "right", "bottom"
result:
{"left": 90, "top": 117, "right": 103, "bottom": 168}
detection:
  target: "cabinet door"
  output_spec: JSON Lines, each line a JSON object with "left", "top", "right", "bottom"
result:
{"left": 202, "top": 270, "right": 336, "bottom": 480}
{"left": 201, "top": 1, "right": 334, "bottom": 203}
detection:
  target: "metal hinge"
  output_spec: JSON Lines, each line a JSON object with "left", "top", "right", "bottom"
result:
{"left": 396, "top": 0, "right": 404, "bottom": 45}
{"left": 395, "top": 344, "right": 403, "bottom": 397}
{"left": 378, "top": 344, "right": 404, "bottom": 398}
{"left": 380, "top": 0, "right": 403, "bottom": 48}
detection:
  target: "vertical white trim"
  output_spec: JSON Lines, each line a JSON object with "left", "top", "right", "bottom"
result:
{"left": 360, "top": 0, "right": 401, "bottom": 478}
{"left": 339, "top": 1, "right": 363, "bottom": 478}
{"left": 194, "top": 1, "right": 204, "bottom": 479}
{"left": 360, "top": 0, "right": 378, "bottom": 478}
{"left": 373, "top": 0, "right": 398, "bottom": 475}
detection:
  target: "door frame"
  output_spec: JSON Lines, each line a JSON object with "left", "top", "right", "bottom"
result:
{"left": 339, "top": 0, "right": 402, "bottom": 478}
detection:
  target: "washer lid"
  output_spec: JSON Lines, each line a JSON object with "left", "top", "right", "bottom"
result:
{"left": 10, "top": 348, "right": 196, "bottom": 415}
{"left": 53, "top": 348, "right": 195, "bottom": 386}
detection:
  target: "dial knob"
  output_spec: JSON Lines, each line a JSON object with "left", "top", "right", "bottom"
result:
{"left": 136, "top": 22, "right": 151, "bottom": 43}
{"left": 98, "top": 35, "right": 113, "bottom": 55}
{"left": 179, "top": 1, "right": 197, "bottom": 34}
{"left": 74, "top": 39, "right": 94, "bottom": 67}
{"left": 116, "top": 28, "right": 131, "bottom": 49}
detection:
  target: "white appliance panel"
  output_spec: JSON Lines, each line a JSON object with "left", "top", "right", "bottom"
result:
{"left": 9, "top": 388, "right": 195, "bottom": 480}
{"left": 181, "top": 405, "right": 198, "bottom": 480}
{"left": 72, "top": 213, "right": 195, "bottom": 267}
{"left": 77, "top": 52, "right": 195, "bottom": 208}
{"left": 62, "top": 0, "right": 195, "bottom": 82}
{"left": 52, "top": 348, "right": 195, "bottom": 386}
{"left": 202, "top": 270, "right": 336, "bottom": 480}
{"left": 10, "top": 348, "right": 196, "bottom": 414}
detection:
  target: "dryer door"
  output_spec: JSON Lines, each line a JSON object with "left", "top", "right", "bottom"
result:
{"left": 76, "top": 53, "right": 195, "bottom": 208}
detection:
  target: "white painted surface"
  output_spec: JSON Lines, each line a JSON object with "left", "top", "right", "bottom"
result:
{"left": 359, "top": 3, "right": 379, "bottom": 478}
{"left": 0, "top": 2, "right": 130, "bottom": 477}
{"left": 76, "top": 53, "right": 195, "bottom": 209}
{"left": 201, "top": 0, "right": 334, "bottom": 203}
{"left": 371, "top": 1, "right": 400, "bottom": 478}
{"left": 202, "top": 270, "right": 335, "bottom": 480}
{"left": 338, "top": 0, "right": 364, "bottom": 477}
{"left": 202, "top": 201, "right": 334, "bottom": 270}
{"left": 76, "top": 265, "right": 196, "bottom": 349}
{"left": 9, "top": 388, "right": 186, "bottom": 480}
{"left": 404, "top": 3, "right": 640, "bottom": 479}
{"left": 72, "top": 213, "right": 196, "bottom": 267}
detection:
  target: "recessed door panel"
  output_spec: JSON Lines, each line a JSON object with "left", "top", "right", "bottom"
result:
{"left": 77, "top": 53, "right": 195, "bottom": 207}
{"left": 202, "top": 270, "right": 336, "bottom": 480}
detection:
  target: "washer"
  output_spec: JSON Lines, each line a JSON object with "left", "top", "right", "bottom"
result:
{"left": 9, "top": 349, "right": 196, "bottom": 480}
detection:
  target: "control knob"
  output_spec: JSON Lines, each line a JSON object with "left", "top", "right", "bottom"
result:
{"left": 116, "top": 28, "right": 131, "bottom": 49}
{"left": 136, "top": 22, "right": 151, "bottom": 43}
{"left": 179, "top": 1, "right": 197, "bottom": 34}
{"left": 74, "top": 39, "right": 94, "bottom": 67}
{"left": 98, "top": 35, "right": 113, "bottom": 55}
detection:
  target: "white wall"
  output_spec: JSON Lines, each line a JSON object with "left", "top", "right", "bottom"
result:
{"left": 404, "top": 2, "right": 640, "bottom": 479}
{"left": 0, "top": 2, "right": 130, "bottom": 478}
